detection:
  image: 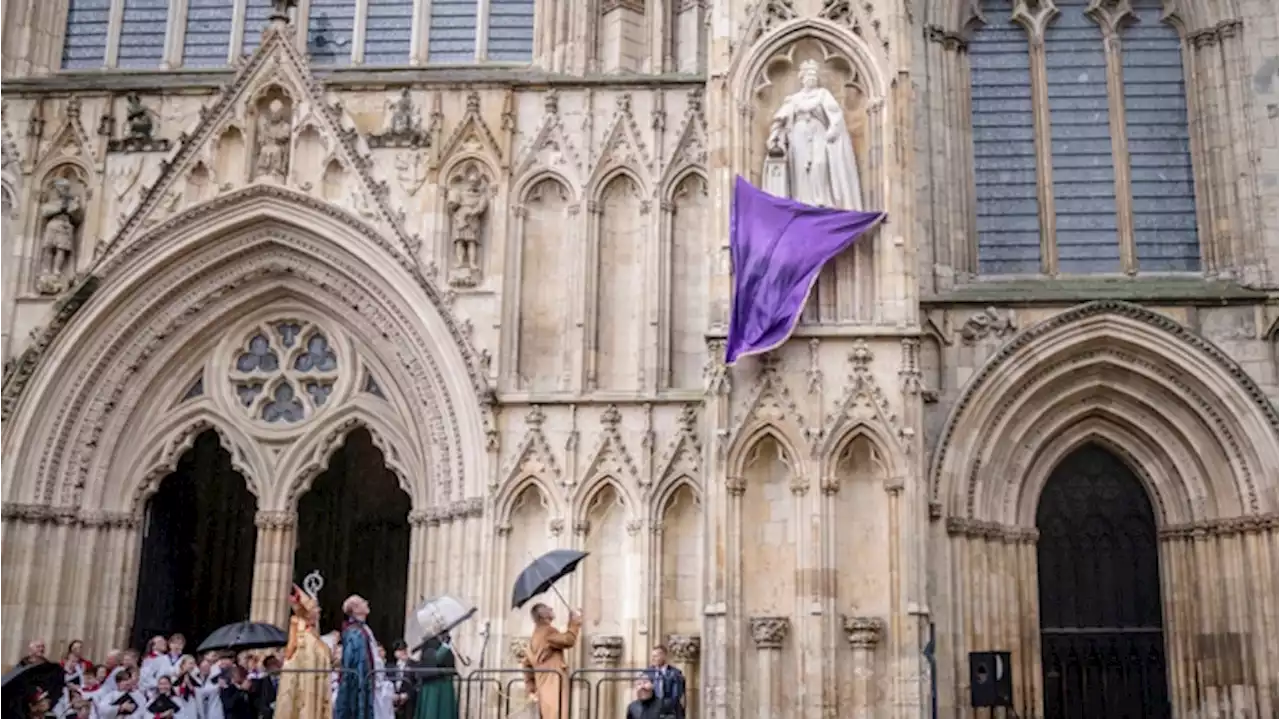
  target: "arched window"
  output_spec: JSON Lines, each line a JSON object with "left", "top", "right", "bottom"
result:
{"left": 61, "top": 0, "right": 536, "bottom": 70}
{"left": 967, "top": 0, "right": 1199, "bottom": 276}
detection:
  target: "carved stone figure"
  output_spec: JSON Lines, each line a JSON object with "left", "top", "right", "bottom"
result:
{"left": 390, "top": 89, "right": 416, "bottom": 136}
{"left": 124, "top": 93, "right": 153, "bottom": 142}
{"left": 37, "top": 177, "right": 83, "bottom": 294}
{"left": 254, "top": 99, "right": 292, "bottom": 181}
{"left": 369, "top": 89, "right": 428, "bottom": 149}
{"left": 447, "top": 165, "right": 489, "bottom": 287}
{"left": 270, "top": 0, "right": 297, "bottom": 21}
{"left": 764, "top": 59, "right": 864, "bottom": 210}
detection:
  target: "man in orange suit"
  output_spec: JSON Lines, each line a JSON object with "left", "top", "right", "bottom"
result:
{"left": 520, "top": 603, "right": 582, "bottom": 719}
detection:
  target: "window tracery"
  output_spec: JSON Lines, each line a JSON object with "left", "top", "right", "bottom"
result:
{"left": 967, "top": 0, "right": 1199, "bottom": 276}
{"left": 229, "top": 321, "right": 338, "bottom": 424}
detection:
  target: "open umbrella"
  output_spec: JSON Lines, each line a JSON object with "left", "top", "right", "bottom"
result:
{"left": 2, "top": 661, "right": 64, "bottom": 717}
{"left": 405, "top": 595, "right": 478, "bottom": 651}
{"left": 511, "top": 549, "right": 589, "bottom": 609}
{"left": 196, "top": 621, "right": 288, "bottom": 654}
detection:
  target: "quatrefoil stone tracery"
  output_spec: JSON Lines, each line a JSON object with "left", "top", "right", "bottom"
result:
{"left": 229, "top": 321, "right": 338, "bottom": 424}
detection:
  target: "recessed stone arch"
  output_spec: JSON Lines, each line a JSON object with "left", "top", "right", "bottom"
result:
{"left": 650, "top": 473, "right": 702, "bottom": 527}
{"left": 726, "top": 423, "right": 806, "bottom": 481}
{"left": 494, "top": 474, "right": 564, "bottom": 527}
{"left": 821, "top": 421, "right": 902, "bottom": 487}
{"left": 930, "top": 300, "right": 1278, "bottom": 525}
{"left": 572, "top": 474, "right": 636, "bottom": 526}
{"left": 1, "top": 191, "right": 486, "bottom": 510}
{"left": 274, "top": 402, "right": 423, "bottom": 510}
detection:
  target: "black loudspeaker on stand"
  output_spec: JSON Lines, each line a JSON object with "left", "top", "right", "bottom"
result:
{"left": 969, "top": 650, "right": 1015, "bottom": 716}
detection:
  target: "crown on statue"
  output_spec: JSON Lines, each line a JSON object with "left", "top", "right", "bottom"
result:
{"left": 303, "top": 570, "right": 324, "bottom": 598}
{"left": 799, "top": 59, "right": 821, "bottom": 75}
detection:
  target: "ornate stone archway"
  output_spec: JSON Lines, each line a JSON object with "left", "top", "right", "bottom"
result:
{"left": 928, "top": 300, "right": 1279, "bottom": 718}
{"left": 0, "top": 189, "right": 489, "bottom": 659}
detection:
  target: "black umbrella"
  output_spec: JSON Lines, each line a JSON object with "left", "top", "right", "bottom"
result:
{"left": 196, "top": 621, "right": 288, "bottom": 653}
{"left": 511, "top": 549, "right": 589, "bottom": 609}
{"left": 2, "top": 661, "right": 64, "bottom": 717}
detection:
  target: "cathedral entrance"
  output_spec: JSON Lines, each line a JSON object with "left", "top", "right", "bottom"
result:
{"left": 1036, "top": 444, "right": 1171, "bottom": 719}
{"left": 131, "top": 430, "right": 258, "bottom": 651}
{"left": 295, "top": 428, "right": 411, "bottom": 645}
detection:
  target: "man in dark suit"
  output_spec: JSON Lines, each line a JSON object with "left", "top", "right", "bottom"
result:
{"left": 643, "top": 645, "right": 686, "bottom": 719}
{"left": 252, "top": 656, "right": 280, "bottom": 718}
{"left": 218, "top": 666, "right": 256, "bottom": 719}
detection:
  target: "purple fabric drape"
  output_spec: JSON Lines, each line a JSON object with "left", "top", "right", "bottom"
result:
{"left": 725, "top": 176, "right": 886, "bottom": 364}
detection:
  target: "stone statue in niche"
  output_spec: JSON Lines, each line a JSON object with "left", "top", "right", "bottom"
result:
{"left": 369, "top": 89, "right": 429, "bottom": 149}
{"left": 107, "top": 93, "right": 172, "bottom": 153}
{"left": 37, "top": 177, "right": 83, "bottom": 294}
{"left": 764, "top": 59, "right": 864, "bottom": 210}
{"left": 254, "top": 99, "right": 292, "bottom": 181}
{"left": 125, "top": 93, "right": 153, "bottom": 143}
{"left": 447, "top": 164, "right": 489, "bottom": 287}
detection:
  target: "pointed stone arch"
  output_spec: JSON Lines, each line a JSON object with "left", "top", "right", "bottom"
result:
{"left": 821, "top": 422, "right": 900, "bottom": 491}
{"left": 929, "top": 300, "right": 1278, "bottom": 526}
{"left": 494, "top": 474, "right": 563, "bottom": 527}
{"left": 1, "top": 191, "right": 486, "bottom": 510}
{"left": 121, "top": 407, "right": 268, "bottom": 515}
{"left": 275, "top": 401, "right": 424, "bottom": 510}
{"left": 727, "top": 423, "right": 805, "bottom": 482}
{"left": 732, "top": 18, "right": 888, "bottom": 108}
{"left": 589, "top": 166, "right": 649, "bottom": 207}
{"left": 650, "top": 473, "right": 702, "bottom": 527}
{"left": 573, "top": 474, "right": 637, "bottom": 526}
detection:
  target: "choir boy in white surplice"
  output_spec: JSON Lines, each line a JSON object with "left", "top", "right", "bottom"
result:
{"left": 96, "top": 671, "right": 147, "bottom": 719}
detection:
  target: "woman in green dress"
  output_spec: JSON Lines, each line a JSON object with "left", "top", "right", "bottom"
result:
{"left": 412, "top": 634, "right": 458, "bottom": 719}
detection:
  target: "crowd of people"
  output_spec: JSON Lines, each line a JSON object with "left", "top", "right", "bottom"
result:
{"left": 14, "top": 597, "right": 687, "bottom": 719}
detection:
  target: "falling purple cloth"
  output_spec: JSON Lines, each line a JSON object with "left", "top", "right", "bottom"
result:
{"left": 726, "top": 176, "right": 886, "bottom": 365}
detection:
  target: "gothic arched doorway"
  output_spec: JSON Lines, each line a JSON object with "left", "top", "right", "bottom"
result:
{"left": 295, "top": 428, "right": 411, "bottom": 645}
{"left": 131, "top": 430, "right": 258, "bottom": 651}
{"left": 1037, "top": 444, "right": 1170, "bottom": 718}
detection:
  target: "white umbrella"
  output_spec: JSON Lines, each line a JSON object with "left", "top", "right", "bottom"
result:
{"left": 405, "top": 595, "right": 478, "bottom": 651}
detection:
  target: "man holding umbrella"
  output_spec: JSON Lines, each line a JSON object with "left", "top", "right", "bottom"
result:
{"left": 520, "top": 603, "right": 582, "bottom": 719}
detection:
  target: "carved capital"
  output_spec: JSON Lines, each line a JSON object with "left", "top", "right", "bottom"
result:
{"left": 254, "top": 510, "right": 297, "bottom": 529}
{"left": 726, "top": 475, "right": 746, "bottom": 496}
{"left": 958, "top": 307, "right": 1017, "bottom": 345}
{"left": 590, "top": 635, "right": 625, "bottom": 665}
{"left": 548, "top": 517, "right": 565, "bottom": 536}
{"left": 842, "top": 615, "right": 883, "bottom": 649}
{"left": 749, "top": 616, "right": 789, "bottom": 649}
{"left": 664, "top": 634, "right": 701, "bottom": 664}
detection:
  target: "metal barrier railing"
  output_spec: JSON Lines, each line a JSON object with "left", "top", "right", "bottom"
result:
{"left": 367, "top": 665, "right": 567, "bottom": 719}
{"left": 568, "top": 667, "right": 653, "bottom": 719}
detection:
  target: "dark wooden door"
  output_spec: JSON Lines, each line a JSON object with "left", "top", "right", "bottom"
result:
{"left": 1036, "top": 444, "right": 1171, "bottom": 719}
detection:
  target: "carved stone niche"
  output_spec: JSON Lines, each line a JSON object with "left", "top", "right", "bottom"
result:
{"left": 250, "top": 85, "right": 295, "bottom": 183}
{"left": 751, "top": 39, "right": 871, "bottom": 207}
{"left": 34, "top": 164, "right": 88, "bottom": 295}
{"left": 444, "top": 160, "right": 492, "bottom": 288}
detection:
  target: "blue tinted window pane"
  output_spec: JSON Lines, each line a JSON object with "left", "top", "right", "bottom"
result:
{"left": 486, "top": 0, "right": 533, "bottom": 62}
{"left": 969, "top": 0, "right": 1041, "bottom": 275}
{"left": 242, "top": 0, "right": 277, "bottom": 55}
{"left": 308, "top": 0, "right": 356, "bottom": 64}
{"left": 1121, "top": 0, "right": 1199, "bottom": 272}
{"left": 364, "top": 0, "right": 413, "bottom": 64}
{"left": 1044, "top": 0, "right": 1120, "bottom": 274}
{"left": 182, "top": 0, "right": 232, "bottom": 66}
{"left": 428, "top": 0, "right": 477, "bottom": 63}
{"left": 61, "top": 0, "right": 111, "bottom": 70}
{"left": 117, "top": 0, "right": 168, "bottom": 68}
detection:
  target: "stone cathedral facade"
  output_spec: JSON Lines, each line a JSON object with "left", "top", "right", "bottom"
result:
{"left": 1, "top": 0, "right": 1277, "bottom": 717}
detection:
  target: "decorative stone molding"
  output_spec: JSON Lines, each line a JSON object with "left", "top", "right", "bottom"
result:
{"left": 1158, "top": 513, "right": 1279, "bottom": 540}
{"left": 369, "top": 89, "right": 430, "bottom": 149}
{"left": 1, "top": 275, "right": 99, "bottom": 420}
{"left": 930, "top": 300, "right": 1280, "bottom": 519}
{"left": 665, "top": 634, "right": 701, "bottom": 663}
{"left": 0, "top": 502, "right": 139, "bottom": 529}
{"left": 254, "top": 510, "right": 297, "bottom": 529}
{"left": 749, "top": 616, "right": 789, "bottom": 649}
{"left": 842, "top": 616, "right": 883, "bottom": 649}
{"left": 590, "top": 635, "right": 625, "bottom": 665}
{"left": 945, "top": 516, "right": 1039, "bottom": 543}
{"left": 958, "top": 307, "right": 1017, "bottom": 345}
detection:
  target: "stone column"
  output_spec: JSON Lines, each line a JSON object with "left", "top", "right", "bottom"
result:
{"left": 590, "top": 635, "right": 625, "bottom": 719}
{"left": 666, "top": 634, "right": 701, "bottom": 719}
{"left": 843, "top": 616, "right": 883, "bottom": 717}
{"left": 250, "top": 510, "right": 297, "bottom": 626}
{"left": 748, "top": 617, "right": 789, "bottom": 719}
